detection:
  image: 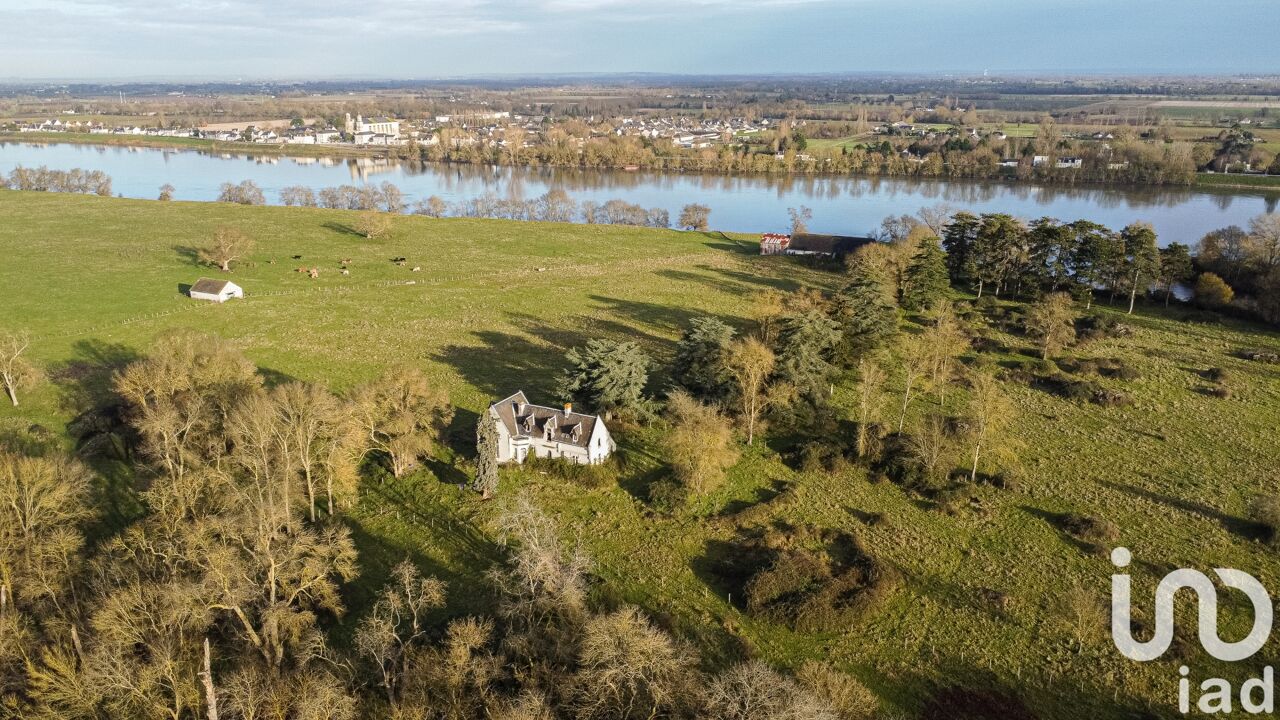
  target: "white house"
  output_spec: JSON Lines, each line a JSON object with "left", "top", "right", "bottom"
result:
{"left": 189, "top": 278, "right": 244, "bottom": 303}
{"left": 487, "top": 391, "right": 614, "bottom": 465}
{"left": 344, "top": 114, "right": 400, "bottom": 139}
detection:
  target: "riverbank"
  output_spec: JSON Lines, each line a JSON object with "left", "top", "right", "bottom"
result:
{"left": 10, "top": 131, "right": 1273, "bottom": 194}
{"left": 0, "top": 131, "right": 391, "bottom": 160}
{"left": 1195, "top": 172, "right": 1280, "bottom": 192}
{"left": 2, "top": 136, "right": 1274, "bottom": 243}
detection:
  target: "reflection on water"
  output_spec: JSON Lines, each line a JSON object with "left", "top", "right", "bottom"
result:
{"left": 2, "top": 140, "right": 1275, "bottom": 245}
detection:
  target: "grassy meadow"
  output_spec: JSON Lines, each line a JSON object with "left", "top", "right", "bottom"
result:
{"left": 3, "top": 190, "right": 1280, "bottom": 718}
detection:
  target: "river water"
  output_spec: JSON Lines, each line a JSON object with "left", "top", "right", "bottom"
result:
{"left": 2, "top": 140, "right": 1276, "bottom": 244}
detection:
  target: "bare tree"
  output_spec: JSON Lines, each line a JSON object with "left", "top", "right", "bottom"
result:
{"left": 964, "top": 371, "right": 1012, "bottom": 483}
{"left": 678, "top": 204, "right": 711, "bottom": 231}
{"left": 0, "top": 331, "right": 37, "bottom": 407}
{"left": 414, "top": 195, "right": 449, "bottom": 218}
{"left": 198, "top": 226, "right": 254, "bottom": 272}
{"left": 349, "top": 367, "right": 453, "bottom": 479}
{"left": 158, "top": 183, "right": 175, "bottom": 201}
{"left": 1025, "top": 292, "right": 1077, "bottom": 360}
{"left": 725, "top": 338, "right": 793, "bottom": 445}
{"left": 787, "top": 206, "right": 813, "bottom": 236}
{"left": 664, "top": 391, "right": 738, "bottom": 495}
{"left": 853, "top": 356, "right": 887, "bottom": 459}
{"left": 355, "top": 560, "right": 446, "bottom": 705}
{"left": 353, "top": 210, "right": 392, "bottom": 240}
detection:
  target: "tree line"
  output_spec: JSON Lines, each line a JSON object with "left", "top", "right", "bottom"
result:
{"left": 2, "top": 166, "right": 113, "bottom": 196}
{"left": 217, "top": 179, "right": 714, "bottom": 231}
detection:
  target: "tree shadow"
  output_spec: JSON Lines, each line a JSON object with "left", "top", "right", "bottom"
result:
{"left": 1099, "top": 479, "right": 1265, "bottom": 541}
{"left": 47, "top": 339, "right": 140, "bottom": 416}
{"left": 443, "top": 406, "right": 481, "bottom": 458}
{"left": 434, "top": 329, "right": 578, "bottom": 402}
{"left": 323, "top": 221, "right": 362, "bottom": 238}
{"left": 256, "top": 366, "right": 299, "bottom": 388}
{"left": 173, "top": 244, "right": 203, "bottom": 267}
{"left": 587, "top": 294, "right": 737, "bottom": 338}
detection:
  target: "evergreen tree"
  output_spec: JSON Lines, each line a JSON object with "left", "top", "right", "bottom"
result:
{"left": 902, "top": 236, "right": 950, "bottom": 311}
{"left": 774, "top": 308, "right": 841, "bottom": 408}
{"left": 972, "top": 213, "right": 1026, "bottom": 298}
{"left": 1121, "top": 222, "right": 1160, "bottom": 314}
{"left": 672, "top": 317, "right": 736, "bottom": 401}
{"left": 1157, "top": 242, "right": 1194, "bottom": 306}
{"left": 941, "top": 211, "right": 979, "bottom": 285}
{"left": 474, "top": 414, "right": 499, "bottom": 499}
{"left": 559, "top": 339, "right": 652, "bottom": 417}
{"left": 831, "top": 273, "right": 897, "bottom": 367}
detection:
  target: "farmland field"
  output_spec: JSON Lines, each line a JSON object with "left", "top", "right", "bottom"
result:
{"left": 4, "top": 190, "right": 1280, "bottom": 718}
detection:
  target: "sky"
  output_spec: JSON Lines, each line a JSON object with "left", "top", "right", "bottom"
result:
{"left": 2, "top": 0, "right": 1278, "bottom": 80}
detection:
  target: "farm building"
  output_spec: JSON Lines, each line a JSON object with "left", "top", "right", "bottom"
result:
{"left": 487, "top": 391, "right": 614, "bottom": 465}
{"left": 189, "top": 278, "right": 244, "bottom": 303}
{"left": 785, "top": 233, "right": 876, "bottom": 258}
{"left": 760, "top": 232, "right": 790, "bottom": 254}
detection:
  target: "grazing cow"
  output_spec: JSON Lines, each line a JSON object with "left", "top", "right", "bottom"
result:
{"left": 341, "top": 269, "right": 350, "bottom": 276}
{"left": 411, "top": 266, "right": 421, "bottom": 272}
{"left": 292, "top": 255, "right": 303, "bottom": 260}
{"left": 308, "top": 268, "right": 319, "bottom": 279}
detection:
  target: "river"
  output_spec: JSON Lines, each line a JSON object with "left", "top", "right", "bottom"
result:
{"left": 2, "top": 140, "right": 1276, "bottom": 244}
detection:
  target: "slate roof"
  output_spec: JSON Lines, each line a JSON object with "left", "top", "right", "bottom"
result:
{"left": 787, "top": 233, "right": 876, "bottom": 256}
{"left": 190, "top": 278, "right": 233, "bottom": 295}
{"left": 490, "top": 391, "right": 599, "bottom": 449}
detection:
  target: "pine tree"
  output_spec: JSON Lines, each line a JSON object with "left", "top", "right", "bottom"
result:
{"left": 775, "top": 308, "right": 841, "bottom": 408}
{"left": 831, "top": 273, "right": 897, "bottom": 367}
{"left": 902, "top": 236, "right": 950, "bottom": 311}
{"left": 672, "top": 317, "right": 736, "bottom": 401}
{"left": 559, "top": 339, "right": 652, "bottom": 418}
{"left": 474, "top": 414, "right": 499, "bottom": 499}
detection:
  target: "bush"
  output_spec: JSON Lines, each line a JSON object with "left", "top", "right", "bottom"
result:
{"left": 737, "top": 528, "right": 899, "bottom": 632}
{"left": 1061, "top": 513, "right": 1120, "bottom": 545}
{"left": 796, "top": 662, "right": 879, "bottom": 720}
{"left": 524, "top": 454, "right": 616, "bottom": 489}
{"left": 934, "top": 484, "right": 980, "bottom": 515}
{"left": 1092, "top": 388, "right": 1133, "bottom": 407}
{"left": 1205, "top": 384, "right": 1233, "bottom": 399}
{"left": 1250, "top": 496, "right": 1280, "bottom": 544}
{"left": 1203, "top": 366, "right": 1229, "bottom": 382}
{"left": 648, "top": 478, "right": 689, "bottom": 512}
{"left": 1035, "top": 373, "right": 1101, "bottom": 402}
{"left": 1239, "top": 348, "right": 1280, "bottom": 364}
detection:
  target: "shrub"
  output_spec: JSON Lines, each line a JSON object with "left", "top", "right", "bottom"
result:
{"left": 796, "top": 662, "right": 879, "bottom": 720}
{"left": 1250, "top": 496, "right": 1280, "bottom": 544}
{"left": 1239, "top": 349, "right": 1280, "bottom": 364}
{"left": 1061, "top": 513, "right": 1120, "bottom": 545}
{"left": 1203, "top": 366, "right": 1228, "bottom": 382}
{"left": 524, "top": 454, "right": 616, "bottom": 489}
{"left": 1206, "top": 384, "right": 1233, "bottom": 399}
{"left": 737, "top": 529, "right": 898, "bottom": 632}
{"left": 934, "top": 484, "right": 980, "bottom": 515}
{"left": 1092, "top": 388, "right": 1133, "bottom": 407}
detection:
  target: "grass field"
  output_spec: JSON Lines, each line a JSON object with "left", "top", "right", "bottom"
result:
{"left": 4, "top": 190, "right": 1280, "bottom": 719}
{"left": 1195, "top": 172, "right": 1280, "bottom": 191}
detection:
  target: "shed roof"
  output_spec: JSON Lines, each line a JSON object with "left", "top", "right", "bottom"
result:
{"left": 190, "top": 278, "right": 233, "bottom": 294}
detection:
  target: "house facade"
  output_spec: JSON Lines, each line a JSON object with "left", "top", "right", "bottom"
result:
{"left": 487, "top": 391, "right": 614, "bottom": 465}
{"left": 189, "top": 278, "right": 244, "bottom": 303}
{"left": 344, "top": 113, "right": 400, "bottom": 139}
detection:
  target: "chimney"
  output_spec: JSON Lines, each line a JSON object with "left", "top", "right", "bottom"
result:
{"left": 563, "top": 402, "right": 573, "bottom": 416}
